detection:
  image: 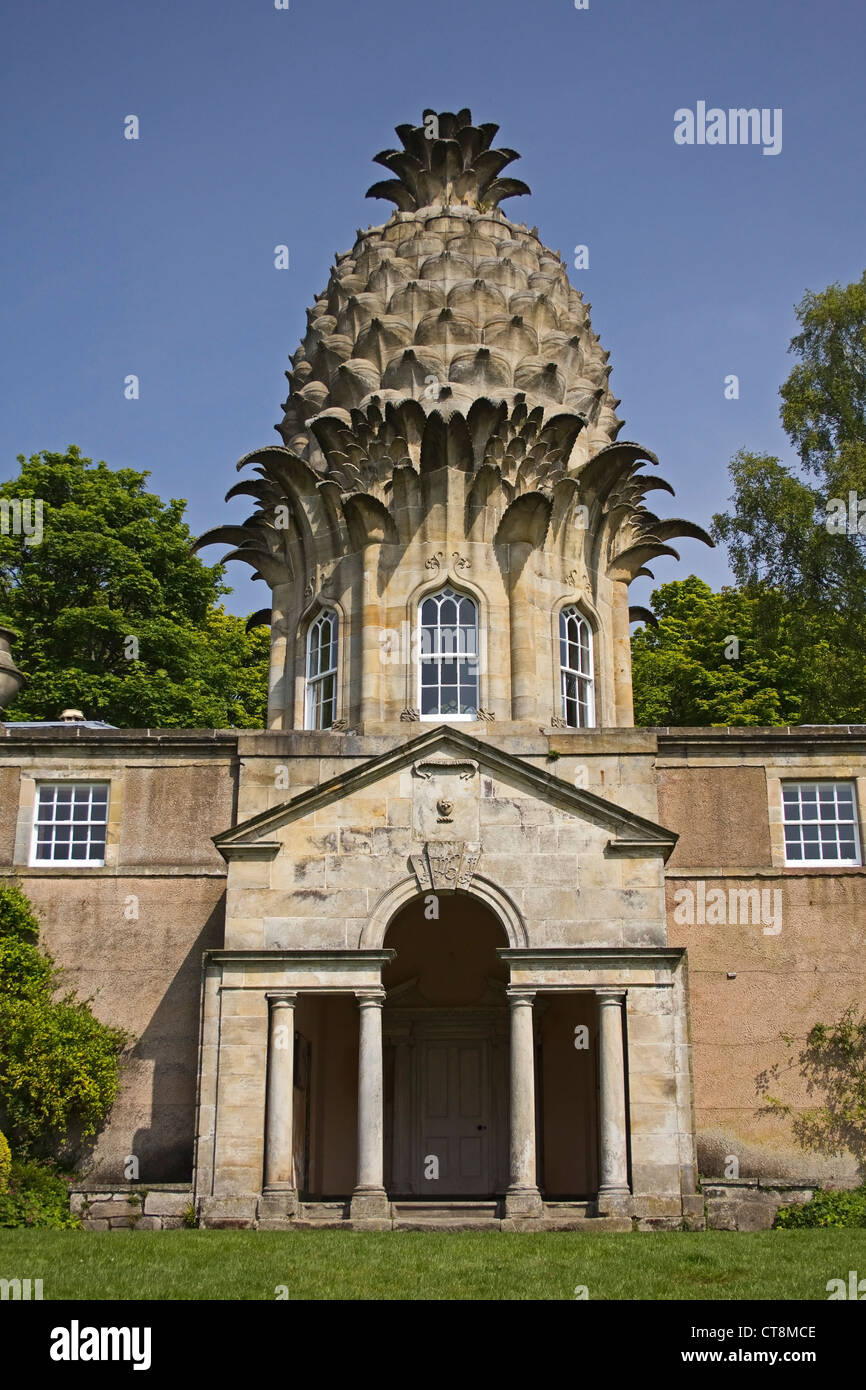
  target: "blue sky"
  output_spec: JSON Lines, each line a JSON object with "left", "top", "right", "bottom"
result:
{"left": 2, "top": 0, "right": 864, "bottom": 616}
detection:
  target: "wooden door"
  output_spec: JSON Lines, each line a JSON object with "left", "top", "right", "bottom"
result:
{"left": 419, "top": 1038, "right": 491, "bottom": 1195}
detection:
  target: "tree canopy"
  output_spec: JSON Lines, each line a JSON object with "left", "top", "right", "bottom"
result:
{"left": 0, "top": 447, "right": 269, "bottom": 727}
{"left": 634, "top": 270, "right": 866, "bottom": 727}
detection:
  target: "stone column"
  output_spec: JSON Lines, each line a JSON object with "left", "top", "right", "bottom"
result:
{"left": 260, "top": 990, "right": 298, "bottom": 1219}
{"left": 350, "top": 989, "right": 390, "bottom": 1225}
{"left": 267, "top": 581, "right": 292, "bottom": 731}
{"left": 507, "top": 545, "right": 537, "bottom": 722}
{"left": 611, "top": 580, "right": 634, "bottom": 727}
{"left": 505, "top": 988, "right": 543, "bottom": 1220}
{"left": 596, "top": 990, "right": 630, "bottom": 1212}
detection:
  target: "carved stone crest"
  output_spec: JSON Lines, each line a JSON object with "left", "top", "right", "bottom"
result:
{"left": 400, "top": 707, "right": 420, "bottom": 722}
{"left": 410, "top": 841, "right": 482, "bottom": 893}
{"left": 436, "top": 797, "right": 454, "bottom": 823}
{"left": 412, "top": 757, "right": 478, "bottom": 781}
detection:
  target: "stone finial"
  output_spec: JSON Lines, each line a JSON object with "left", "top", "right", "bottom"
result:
{"left": 0, "top": 627, "right": 24, "bottom": 712}
{"left": 366, "top": 109, "right": 530, "bottom": 212}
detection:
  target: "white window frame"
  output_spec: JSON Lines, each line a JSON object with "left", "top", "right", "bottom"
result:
{"left": 304, "top": 609, "right": 339, "bottom": 730}
{"left": 781, "top": 780, "right": 862, "bottom": 866}
{"left": 417, "top": 586, "right": 479, "bottom": 722}
{"left": 30, "top": 781, "right": 110, "bottom": 867}
{"left": 560, "top": 606, "right": 595, "bottom": 728}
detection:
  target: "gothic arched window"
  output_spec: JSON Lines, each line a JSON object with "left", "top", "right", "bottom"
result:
{"left": 419, "top": 587, "right": 478, "bottom": 720}
{"left": 305, "top": 610, "right": 338, "bottom": 730}
{"left": 560, "top": 607, "right": 595, "bottom": 728}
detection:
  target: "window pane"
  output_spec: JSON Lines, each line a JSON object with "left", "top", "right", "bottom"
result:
{"left": 782, "top": 781, "right": 861, "bottom": 865}
{"left": 418, "top": 589, "right": 478, "bottom": 717}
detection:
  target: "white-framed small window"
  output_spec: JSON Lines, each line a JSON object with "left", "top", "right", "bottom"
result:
{"left": 31, "top": 782, "right": 110, "bottom": 865}
{"left": 782, "top": 781, "right": 861, "bottom": 866}
{"left": 418, "top": 587, "right": 479, "bottom": 720}
{"left": 560, "top": 606, "right": 595, "bottom": 728}
{"left": 305, "top": 610, "right": 338, "bottom": 730}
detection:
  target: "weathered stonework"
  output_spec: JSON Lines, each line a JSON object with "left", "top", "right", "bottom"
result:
{"left": 1, "top": 113, "right": 863, "bottom": 1235}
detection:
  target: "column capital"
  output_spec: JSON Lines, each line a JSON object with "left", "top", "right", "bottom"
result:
{"left": 595, "top": 989, "right": 627, "bottom": 1004}
{"left": 506, "top": 987, "right": 536, "bottom": 1005}
{"left": 354, "top": 988, "right": 386, "bottom": 1007}
{"left": 265, "top": 990, "right": 298, "bottom": 1007}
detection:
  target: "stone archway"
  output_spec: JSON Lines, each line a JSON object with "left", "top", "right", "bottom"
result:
{"left": 381, "top": 891, "right": 510, "bottom": 1198}
{"left": 360, "top": 873, "right": 528, "bottom": 950}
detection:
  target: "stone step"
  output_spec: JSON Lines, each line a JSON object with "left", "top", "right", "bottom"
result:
{"left": 543, "top": 1200, "right": 593, "bottom": 1221}
{"left": 542, "top": 1202, "right": 632, "bottom": 1233}
{"left": 391, "top": 1199, "right": 501, "bottom": 1229}
{"left": 298, "top": 1201, "right": 349, "bottom": 1223}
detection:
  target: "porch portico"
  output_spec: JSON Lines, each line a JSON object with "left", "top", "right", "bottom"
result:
{"left": 194, "top": 725, "right": 699, "bottom": 1230}
{"left": 193, "top": 936, "right": 694, "bottom": 1230}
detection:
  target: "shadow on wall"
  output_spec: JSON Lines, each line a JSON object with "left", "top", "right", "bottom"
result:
{"left": 697, "top": 1127, "right": 861, "bottom": 1186}
{"left": 125, "top": 898, "right": 225, "bottom": 1182}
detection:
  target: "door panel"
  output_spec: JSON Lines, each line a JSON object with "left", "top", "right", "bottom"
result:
{"left": 420, "top": 1039, "right": 490, "bottom": 1194}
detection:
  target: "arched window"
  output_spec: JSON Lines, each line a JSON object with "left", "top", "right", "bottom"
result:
{"left": 560, "top": 607, "right": 595, "bottom": 728}
{"left": 418, "top": 587, "right": 478, "bottom": 720}
{"left": 305, "top": 610, "right": 338, "bottom": 730}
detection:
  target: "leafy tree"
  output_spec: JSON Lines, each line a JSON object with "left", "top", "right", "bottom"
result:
{"left": 634, "top": 272, "right": 866, "bottom": 726}
{"left": 0, "top": 882, "right": 128, "bottom": 1160}
{"left": 714, "top": 272, "right": 866, "bottom": 612}
{"left": 780, "top": 271, "right": 866, "bottom": 484}
{"left": 631, "top": 577, "right": 803, "bottom": 726}
{"left": 0, "top": 447, "right": 269, "bottom": 727}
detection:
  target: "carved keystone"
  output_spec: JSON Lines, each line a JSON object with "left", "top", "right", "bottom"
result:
{"left": 410, "top": 841, "right": 481, "bottom": 892}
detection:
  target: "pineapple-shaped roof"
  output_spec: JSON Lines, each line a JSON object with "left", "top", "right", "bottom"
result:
{"left": 278, "top": 108, "right": 622, "bottom": 471}
{"left": 197, "top": 112, "right": 711, "bottom": 603}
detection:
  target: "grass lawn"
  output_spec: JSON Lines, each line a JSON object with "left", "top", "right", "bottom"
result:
{"left": 0, "top": 1228, "right": 864, "bottom": 1300}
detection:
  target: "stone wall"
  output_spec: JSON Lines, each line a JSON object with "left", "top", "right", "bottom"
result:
{"left": 0, "top": 727, "right": 239, "bottom": 1181}
{"left": 657, "top": 727, "right": 866, "bottom": 1184}
{"left": 70, "top": 1184, "right": 193, "bottom": 1230}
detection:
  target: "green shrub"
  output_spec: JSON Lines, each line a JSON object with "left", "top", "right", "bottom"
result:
{"left": 0, "top": 1130, "right": 10, "bottom": 1193}
{"left": 774, "top": 1185, "right": 866, "bottom": 1229}
{"left": 0, "top": 1157, "right": 80, "bottom": 1228}
{"left": 0, "top": 881, "right": 129, "bottom": 1158}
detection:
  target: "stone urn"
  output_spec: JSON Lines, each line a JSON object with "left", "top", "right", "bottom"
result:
{"left": 0, "top": 627, "right": 24, "bottom": 712}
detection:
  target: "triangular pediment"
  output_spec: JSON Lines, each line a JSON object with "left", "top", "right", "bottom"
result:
{"left": 213, "top": 725, "right": 677, "bottom": 861}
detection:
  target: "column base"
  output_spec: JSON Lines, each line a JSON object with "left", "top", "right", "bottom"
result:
{"left": 198, "top": 1195, "right": 258, "bottom": 1229}
{"left": 504, "top": 1186, "right": 544, "bottom": 1221}
{"left": 595, "top": 1186, "right": 631, "bottom": 1217}
{"left": 258, "top": 1186, "right": 298, "bottom": 1223}
{"left": 350, "top": 1187, "right": 391, "bottom": 1228}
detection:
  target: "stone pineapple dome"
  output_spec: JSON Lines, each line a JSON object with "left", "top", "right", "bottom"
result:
{"left": 198, "top": 111, "right": 711, "bottom": 731}
{"left": 278, "top": 108, "right": 621, "bottom": 472}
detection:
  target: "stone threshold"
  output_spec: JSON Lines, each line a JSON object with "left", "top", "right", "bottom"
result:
{"left": 72, "top": 1189, "right": 702, "bottom": 1233}
{"left": 256, "top": 1198, "right": 635, "bottom": 1233}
